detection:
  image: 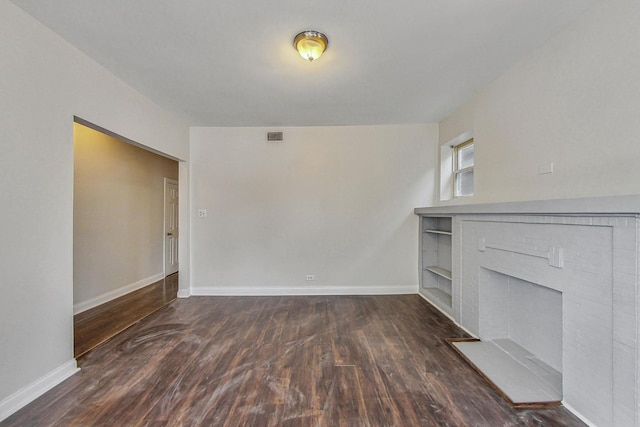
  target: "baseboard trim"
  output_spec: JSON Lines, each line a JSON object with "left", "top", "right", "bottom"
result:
{"left": 0, "top": 359, "right": 79, "bottom": 422}
{"left": 561, "top": 402, "right": 596, "bottom": 427}
{"left": 191, "top": 285, "right": 417, "bottom": 297}
{"left": 417, "top": 292, "right": 477, "bottom": 339}
{"left": 74, "top": 273, "right": 165, "bottom": 314}
{"left": 177, "top": 289, "right": 191, "bottom": 298}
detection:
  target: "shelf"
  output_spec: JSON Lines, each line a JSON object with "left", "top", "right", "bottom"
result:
{"left": 422, "top": 287, "right": 452, "bottom": 310}
{"left": 424, "top": 266, "right": 452, "bottom": 280}
{"left": 420, "top": 215, "right": 453, "bottom": 315}
{"left": 424, "top": 229, "right": 452, "bottom": 235}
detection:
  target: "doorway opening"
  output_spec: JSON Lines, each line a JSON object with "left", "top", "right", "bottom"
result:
{"left": 73, "top": 118, "right": 179, "bottom": 357}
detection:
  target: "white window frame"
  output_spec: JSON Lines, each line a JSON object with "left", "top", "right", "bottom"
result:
{"left": 453, "top": 138, "right": 474, "bottom": 198}
{"left": 439, "top": 130, "right": 474, "bottom": 202}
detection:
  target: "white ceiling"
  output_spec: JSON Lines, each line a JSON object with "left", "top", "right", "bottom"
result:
{"left": 11, "top": 0, "right": 594, "bottom": 127}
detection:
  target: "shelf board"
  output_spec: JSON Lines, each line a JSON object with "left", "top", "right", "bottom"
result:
{"left": 421, "top": 287, "right": 452, "bottom": 311}
{"left": 424, "top": 229, "right": 452, "bottom": 236}
{"left": 425, "top": 266, "right": 452, "bottom": 280}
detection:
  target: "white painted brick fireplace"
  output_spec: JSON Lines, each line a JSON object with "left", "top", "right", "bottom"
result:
{"left": 416, "top": 196, "right": 640, "bottom": 427}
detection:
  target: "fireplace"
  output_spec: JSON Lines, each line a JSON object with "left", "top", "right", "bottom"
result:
{"left": 453, "top": 269, "right": 564, "bottom": 404}
{"left": 479, "top": 269, "right": 562, "bottom": 371}
{"left": 416, "top": 196, "right": 640, "bottom": 427}
{"left": 450, "top": 216, "right": 629, "bottom": 426}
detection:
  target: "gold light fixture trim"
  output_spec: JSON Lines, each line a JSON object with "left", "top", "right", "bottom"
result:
{"left": 293, "top": 31, "right": 328, "bottom": 62}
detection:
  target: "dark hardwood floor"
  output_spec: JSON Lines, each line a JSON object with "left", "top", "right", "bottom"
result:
{"left": 4, "top": 295, "right": 584, "bottom": 426}
{"left": 73, "top": 273, "right": 178, "bottom": 357}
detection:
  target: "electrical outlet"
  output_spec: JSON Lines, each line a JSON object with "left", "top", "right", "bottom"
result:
{"left": 538, "top": 162, "right": 554, "bottom": 175}
{"left": 306, "top": 275, "right": 315, "bottom": 281}
{"left": 198, "top": 209, "right": 208, "bottom": 218}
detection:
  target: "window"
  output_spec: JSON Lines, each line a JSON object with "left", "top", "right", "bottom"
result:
{"left": 439, "top": 131, "right": 474, "bottom": 201}
{"left": 453, "top": 138, "right": 474, "bottom": 197}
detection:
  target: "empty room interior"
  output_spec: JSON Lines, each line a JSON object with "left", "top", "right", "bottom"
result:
{"left": 1, "top": 0, "right": 639, "bottom": 426}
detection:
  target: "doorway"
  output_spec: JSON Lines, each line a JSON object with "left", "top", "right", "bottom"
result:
{"left": 73, "top": 120, "right": 179, "bottom": 356}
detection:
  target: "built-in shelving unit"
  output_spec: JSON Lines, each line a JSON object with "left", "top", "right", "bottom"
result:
{"left": 419, "top": 216, "right": 453, "bottom": 314}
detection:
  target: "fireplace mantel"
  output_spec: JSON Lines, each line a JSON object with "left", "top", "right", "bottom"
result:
{"left": 415, "top": 193, "right": 640, "bottom": 216}
{"left": 414, "top": 196, "right": 640, "bottom": 427}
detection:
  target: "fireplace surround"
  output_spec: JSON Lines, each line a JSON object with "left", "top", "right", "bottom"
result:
{"left": 415, "top": 195, "right": 640, "bottom": 427}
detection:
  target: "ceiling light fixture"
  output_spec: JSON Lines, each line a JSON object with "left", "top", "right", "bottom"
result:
{"left": 293, "top": 31, "right": 328, "bottom": 62}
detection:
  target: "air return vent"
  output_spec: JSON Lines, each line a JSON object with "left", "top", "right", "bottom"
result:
{"left": 267, "top": 131, "right": 284, "bottom": 142}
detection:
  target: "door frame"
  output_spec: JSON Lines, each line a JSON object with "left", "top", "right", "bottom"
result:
{"left": 163, "top": 177, "right": 179, "bottom": 276}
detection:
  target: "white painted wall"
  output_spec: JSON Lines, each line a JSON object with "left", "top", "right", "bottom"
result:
{"left": 73, "top": 124, "right": 178, "bottom": 312}
{"left": 190, "top": 125, "right": 437, "bottom": 295}
{"left": 0, "top": 2, "right": 189, "bottom": 418}
{"left": 437, "top": 0, "right": 640, "bottom": 205}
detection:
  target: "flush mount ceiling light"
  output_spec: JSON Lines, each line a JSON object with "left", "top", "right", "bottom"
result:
{"left": 293, "top": 31, "right": 328, "bottom": 62}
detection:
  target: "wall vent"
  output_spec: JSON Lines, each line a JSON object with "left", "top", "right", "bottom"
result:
{"left": 267, "top": 131, "right": 284, "bottom": 142}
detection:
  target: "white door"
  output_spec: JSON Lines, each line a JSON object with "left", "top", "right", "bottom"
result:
{"left": 164, "top": 178, "right": 179, "bottom": 275}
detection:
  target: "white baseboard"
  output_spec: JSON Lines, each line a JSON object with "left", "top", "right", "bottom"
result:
{"left": 177, "top": 289, "right": 191, "bottom": 298}
{"left": 417, "top": 292, "right": 477, "bottom": 338}
{"left": 190, "top": 285, "right": 417, "bottom": 297}
{"left": 562, "top": 402, "right": 596, "bottom": 427}
{"left": 73, "top": 272, "right": 165, "bottom": 314}
{"left": 0, "top": 359, "right": 79, "bottom": 422}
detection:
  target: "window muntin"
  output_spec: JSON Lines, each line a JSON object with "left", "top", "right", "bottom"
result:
{"left": 453, "top": 139, "right": 474, "bottom": 197}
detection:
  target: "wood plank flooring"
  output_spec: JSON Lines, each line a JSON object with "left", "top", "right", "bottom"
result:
{"left": 73, "top": 273, "right": 178, "bottom": 357}
{"left": 3, "top": 295, "right": 585, "bottom": 426}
